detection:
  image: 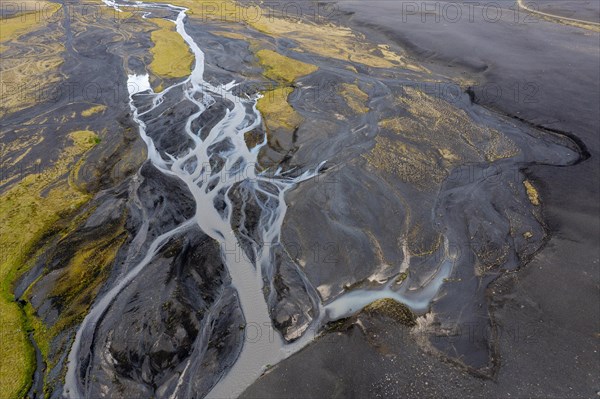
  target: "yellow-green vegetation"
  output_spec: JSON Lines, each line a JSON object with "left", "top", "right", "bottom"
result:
{"left": 394, "top": 87, "right": 519, "bottom": 163}
{"left": 437, "top": 148, "right": 460, "bottom": 162}
{"left": 484, "top": 129, "right": 520, "bottom": 162}
{"left": 406, "top": 224, "right": 443, "bottom": 257}
{"left": 323, "top": 317, "right": 352, "bottom": 333}
{"left": 523, "top": 180, "right": 540, "bottom": 206}
{"left": 0, "top": 134, "right": 44, "bottom": 189}
{"left": 0, "top": 2, "right": 64, "bottom": 116}
{"left": 0, "top": 2, "right": 61, "bottom": 44}
{"left": 256, "top": 87, "right": 302, "bottom": 132}
{"left": 149, "top": 18, "right": 193, "bottom": 79}
{"left": 363, "top": 298, "right": 416, "bottom": 326}
{"left": 475, "top": 243, "right": 510, "bottom": 274}
{"left": 369, "top": 87, "right": 520, "bottom": 190}
{"left": 249, "top": 15, "right": 424, "bottom": 72}
{"left": 68, "top": 130, "right": 99, "bottom": 147}
{"left": 254, "top": 50, "right": 316, "bottom": 134}
{"left": 220, "top": 1, "right": 424, "bottom": 72}
{"left": 377, "top": 117, "right": 405, "bottom": 132}
{"left": 49, "top": 228, "right": 125, "bottom": 336}
{"left": 244, "top": 129, "right": 265, "bottom": 150}
{"left": 340, "top": 83, "right": 369, "bottom": 114}
{"left": 395, "top": 272, "right": 408, "bottom": 284}
{"left": 365, "top": 230, "right": 390, "bottom": 267}
{"left": 247, "top": 15, "right": 423, "bottom": 71}
{"left": 256, "top": 49, "right": 317, "bottom": 84}
{"left": 81, "top": 104, "right": 107, "bottom": 117}
{"left": 210, "top": 30, "right": 247, "bottom": 41}
{"left": 364, "top": 136, "right": 446, "bottom": 189}
{"left": 0, "top": 130, "right": 98, "bottom": 399}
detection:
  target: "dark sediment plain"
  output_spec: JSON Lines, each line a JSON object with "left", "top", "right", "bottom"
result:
{"left": 245, "top": 1, "right": 600, "bottom": 398}
{"left": 0, "top": 1, "right": 597, "bottom": 399}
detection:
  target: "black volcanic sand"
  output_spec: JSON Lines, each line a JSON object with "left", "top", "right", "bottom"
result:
{"left": 536, "top": 0, "right": 600, "bottom": 23}
{"left": 244, "top": 1, "right": 600, "bottom": 398}
{"left": 0, "top": 7, "right": 148, "bottom": 195}
{"left": 5, "top": 0, "right": 597, "bottom": 398}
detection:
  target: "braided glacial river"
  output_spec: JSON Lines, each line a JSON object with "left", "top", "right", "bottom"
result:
{"left": 59, "top": 1, "right": 537, "bottom": 398}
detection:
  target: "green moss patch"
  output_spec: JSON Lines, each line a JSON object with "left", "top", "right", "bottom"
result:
{"left": 149, "top": 18, "right": 194, "bottom": 79}
{"left": 362, "top": 298, "right": 417, "bottom": 327}
{"left": 81, "top": 105, "right": 107, "bottom": 118}
{"left": 0, "top": 131, "right": 98, "bottom": 398}
{"left": 256, "top": 49, "right": 317, "bottom": 84}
